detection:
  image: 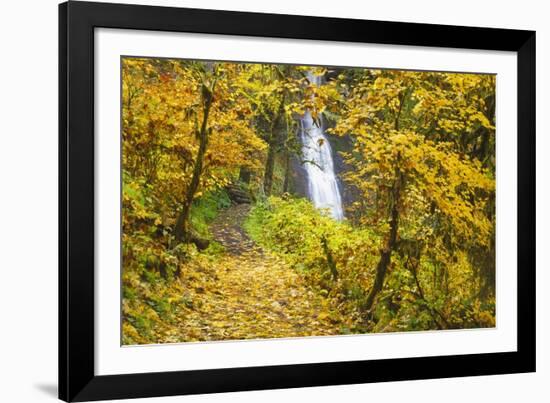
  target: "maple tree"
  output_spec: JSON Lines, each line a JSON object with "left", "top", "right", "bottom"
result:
{"left": 330, "top": 69, "right": 495, "bottom": 326}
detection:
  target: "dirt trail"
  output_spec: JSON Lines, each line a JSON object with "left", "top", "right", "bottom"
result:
{"left": 209, "top": 204, "right": 258, "bottom": 255}
{"left": 176, "top": 203, "right": 341, "bottom": 341}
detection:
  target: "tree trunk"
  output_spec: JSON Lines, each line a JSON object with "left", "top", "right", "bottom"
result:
{"left": 282, "top": 151, "right": 291, "bottom": 193}
{"left": 173, "top": 82, "right": 214, "bottom": 245}
{"left": 363, "top": 93, "right": 407, "bottom": 313}
{"left": 263, "top": 94, "right": 286, "bottom": 196}
{"left": 321, "top": 235, "right": 338, "bottom": 281}
{"left": 363, "top": 170, "right": 402, "bottom": 312}
{"left": 263, "top": 144, "right": 276, "bottom": 196}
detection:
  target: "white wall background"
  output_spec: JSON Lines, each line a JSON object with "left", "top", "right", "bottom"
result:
{"left": 0, "top": 0, "right": 546, "bottom": 402}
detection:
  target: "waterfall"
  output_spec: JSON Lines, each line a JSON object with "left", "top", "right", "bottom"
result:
{"left": 300, "top": 73, "right": 344, "bottom": 221}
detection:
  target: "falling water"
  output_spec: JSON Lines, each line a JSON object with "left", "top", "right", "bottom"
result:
{"left": 300, "top": 73, "right": 344, "bottom": 220}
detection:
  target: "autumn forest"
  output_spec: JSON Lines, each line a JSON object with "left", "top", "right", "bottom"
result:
{"left": 122, "top": 57, "right": 496, "bottom": 344}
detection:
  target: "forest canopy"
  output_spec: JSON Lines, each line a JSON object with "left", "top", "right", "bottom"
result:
{"left": 121, "top": 57, "right": 496, "bottom": 344}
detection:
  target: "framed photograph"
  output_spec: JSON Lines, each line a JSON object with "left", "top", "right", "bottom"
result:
{"left": 59, "top": 1, "right": 535, "bottom": 401}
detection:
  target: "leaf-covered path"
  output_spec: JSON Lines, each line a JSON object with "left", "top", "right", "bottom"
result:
{"left": 175, "top": 203, "right": 341, "bottom": 341}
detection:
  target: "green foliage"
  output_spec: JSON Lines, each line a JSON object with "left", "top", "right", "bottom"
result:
{"left": 246, "top": 196, "right": 494, "bottom": 332}
{"left": 189, "top": 189, "right": 231, "bottom": 239}
{"left": 246, "top": 197, "right": 379, "bottom": 325}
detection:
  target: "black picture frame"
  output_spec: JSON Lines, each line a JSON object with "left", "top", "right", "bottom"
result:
{"left": 59, "top": 1, "right": 536, "bottom": 401}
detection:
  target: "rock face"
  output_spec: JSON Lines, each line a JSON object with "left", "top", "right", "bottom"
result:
{"left": 226, "top": 183, "right": 252, "bottom": 204}
{"left": 289, "top": 155, "right": 309, "bottom": 198}
{"left": 325, "top": 133, "right": 360, "bottom": 209}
